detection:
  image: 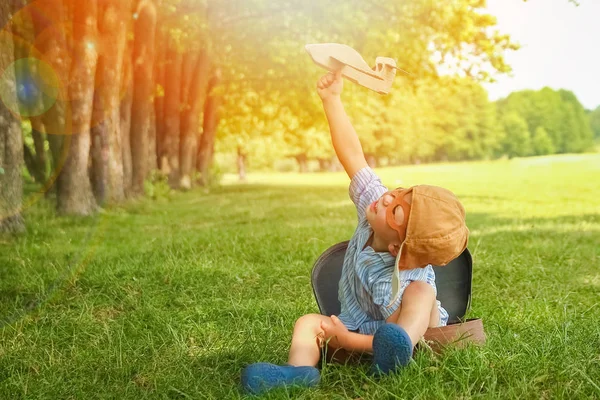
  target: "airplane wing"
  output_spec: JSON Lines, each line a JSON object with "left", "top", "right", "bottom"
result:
{"left": 330, "top": 55, "right": 384, "bottom": 80}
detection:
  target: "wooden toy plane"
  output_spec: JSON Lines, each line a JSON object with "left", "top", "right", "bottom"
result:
{"left": 305, "top": 43, "right": 409, "bottom": 95}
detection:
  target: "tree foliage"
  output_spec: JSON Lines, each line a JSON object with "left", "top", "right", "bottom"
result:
{"left": 587, "top": 106, "right": 600, "bottom": 141}
{"left": 209, "top": 0, "right": 518, "bottom": 170}
{"left": 496, "top": 88, "right": 594, "bottom": 158}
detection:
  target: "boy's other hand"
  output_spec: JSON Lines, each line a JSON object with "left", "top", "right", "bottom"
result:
{"left": 320, "top": 315, "right": 349, "bottom": 349}
{"left": 317, "top": 71, "right": 343, "bottom": 102}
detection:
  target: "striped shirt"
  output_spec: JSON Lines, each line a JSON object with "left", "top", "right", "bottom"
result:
{"left": 336, "top": 167, "right": 448, "bottom": 334}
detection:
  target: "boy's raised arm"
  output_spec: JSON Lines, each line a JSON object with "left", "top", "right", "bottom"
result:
{"left": 318, "top": 71, "right": 368, "bottom": 180}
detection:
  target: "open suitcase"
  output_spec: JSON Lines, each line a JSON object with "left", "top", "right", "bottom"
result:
{"left": 311, "top": 242, "right": 485, "bottom": 356}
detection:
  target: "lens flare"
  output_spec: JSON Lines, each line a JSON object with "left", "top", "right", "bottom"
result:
{"left": 3, "top": 57, "right": 60, "bottom": 117}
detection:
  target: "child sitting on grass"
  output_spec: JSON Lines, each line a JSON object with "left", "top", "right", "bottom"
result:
{"left": 241, "top": 71, "right": 469, "bottom": 395}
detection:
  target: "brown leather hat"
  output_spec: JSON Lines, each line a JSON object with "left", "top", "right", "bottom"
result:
{"left": 389, "top": 185, "right": 469, "bottom": 303}
{"left": 397, "top": 185, "right": 469, "bottom": 270}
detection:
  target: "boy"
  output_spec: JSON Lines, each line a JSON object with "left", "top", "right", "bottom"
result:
{"left": 241, "top": 71, "right": 469, "bottom": 395}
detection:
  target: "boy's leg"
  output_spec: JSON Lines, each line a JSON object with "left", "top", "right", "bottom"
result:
{"left": 288, "top": 314, "right": 338, "bottom": 366}
{"left": 241, "top": 314, "right": 334, "bottom": 394}
{"left": 372, "top": 281, "right": 438, "bottom": 375}
{"left": 387, "top": 280, "right": 439, "bottom": 346}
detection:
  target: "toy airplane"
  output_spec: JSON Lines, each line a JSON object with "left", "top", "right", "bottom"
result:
{"left": 305, "top": 43, "right": 409, "bottom": 95}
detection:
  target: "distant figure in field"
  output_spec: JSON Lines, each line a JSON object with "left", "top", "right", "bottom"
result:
{"left": 241, "top": 71, "right": 469, "bottom": 395}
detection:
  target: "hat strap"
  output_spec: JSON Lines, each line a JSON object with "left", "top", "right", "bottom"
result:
{"left": 386, "top": 241, "right": 405, "bottom": 308}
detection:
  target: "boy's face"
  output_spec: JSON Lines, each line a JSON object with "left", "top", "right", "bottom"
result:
{"left": 366, "top": 190, "right": 413, "bottom": 250}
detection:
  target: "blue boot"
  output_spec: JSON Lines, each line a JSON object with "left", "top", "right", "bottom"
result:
{"left": 371, "top": 323, "right": 413, "bottom": 376}
{"left": 241, "top": 363, "right": 320, "bottom": 395}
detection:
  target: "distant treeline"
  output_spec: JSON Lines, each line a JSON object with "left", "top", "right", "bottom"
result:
{"left": 217, "top": 82, "right": 598, "bottom": 174}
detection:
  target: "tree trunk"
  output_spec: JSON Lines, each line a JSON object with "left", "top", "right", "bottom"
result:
{"left": 120, "top": 53, "right": 134, "bottom": 197}
{"left": 180, "top": 53, "right": 198, "bottom": 124}
{"left": 90, "top": 0, "right": 128, "bottom": 204}
{"left": 0, "top": 3, "right": 25, "bottom": 233}
{"left": 30, "top": 0, "right": 72, "bottom": 198}
{"left": 178, "top": 51, "right": 198, "bottom": 190}
{"left": 11, "top": 1, "right": 48, "bottom": 187}
{"left": 130, "top": 0, "right": 157, "bottom": 195}
{"left": 296, "top": 154, "right": 308, "bottom": 173}
{"left": 21, "top": 124, "right": 47, "bottom": 186}
{"left": 148, "top": 102, "right": 157, "bottom": 174}
{"left": 59, "top": 0, "right": 98, "bottom": 215}
{"left": 23, "top": 142, "right": 45, "bottom": 185}
{"left": 154, "top": 26, "right": 166, "bottom": 173}
{"left": 31, "top": 120, "right": 47, "bottom": 183}
{"left": 317, "top": 158, "right": 330, "bottom": 172}
{"left": 90, "top": 80, "right": 108, "bottom": 203}
{"left": 197, "top": 70, "right": 222, "bottom": 187}
{"left": 237, "top": 146, "right": 247, "bottom": 182}
{"left": 162, "top": 39, "right": 183, "bottom": 188}
{"left": 180, "top": 50, "right": 210, "bottom": 190}
{"left": 44, "top": 106, "right": 70, "bottom": 198}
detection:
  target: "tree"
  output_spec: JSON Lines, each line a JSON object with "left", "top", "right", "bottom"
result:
{"left": 11, "top": 1, "right": 48, "bottom": 187}
{"left": 153, "top": 22, "right": 166, "bottom": 178}
{"left": 179, "top": 4, "right": 210, "bottom": 189}
{"left": 589, "top": 106, "right": 600, "bottom": 140}
{"left": 424, "top": 78, "right": 500, "bottom": 162}
{"left": 120, "top": 19, "right": 134, "bottom": 196}
{"left": 197, "top": 69, "right": 222, "bottom": 186}
{"left": 26, "top": 0, "right": 73, "bottom": 201}
{"left": 0, "top": 4, "right": 25, "bottom": 233}
{"left": 496, "top": 88, "right": 593, "bottom": 156}
{"left": 216, "top": 90, "right": 295, "bottom": 176}
{"left": 500, "top": 111, "right": 531, "bottom": 157}
{"left": 55, "top": 0, "right": 99, "bottom": 215}
{"left": 90, "top": 0, "right": 129, "bottom": 204}
{"left": 130, "top": 0, "right": 157, "bottom": 195}
{"left": 531, "top": 126, "right": 555, "bottom": 155}
{"left": 162, "top": 34, "right": 183, "bottom": 187}
{"left": 558, "top": 89, "right": 594, "bottom": 153}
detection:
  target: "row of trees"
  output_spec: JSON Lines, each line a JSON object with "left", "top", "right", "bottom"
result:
{"left": 217, "top": 81, "right": 597, "bottom": 174}
{"left": 0, "top": 0, "right": 589, "bottom": 234}
{"left": 2, "top": 0, "right": 222, "bottom": 233}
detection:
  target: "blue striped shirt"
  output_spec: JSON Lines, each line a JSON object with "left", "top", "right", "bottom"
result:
{"left": 337, "top": 167, "right": 448, "bottom": 334}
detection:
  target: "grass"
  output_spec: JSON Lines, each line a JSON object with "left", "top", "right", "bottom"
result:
{"left": 1, "top": 153, "right": 599, "bottom": 399}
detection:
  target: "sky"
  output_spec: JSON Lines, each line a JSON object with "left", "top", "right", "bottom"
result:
{"left": 483, "top": 0, "right": 600, "bottom": 110}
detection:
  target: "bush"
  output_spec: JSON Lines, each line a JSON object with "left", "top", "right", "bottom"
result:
{"left": 144, "top": 171, "right": 172, "bottom": 200}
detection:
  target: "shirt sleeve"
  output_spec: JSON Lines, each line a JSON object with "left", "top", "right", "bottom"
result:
{"left": 349, "top": 167, "right": 388, "bottom": 222}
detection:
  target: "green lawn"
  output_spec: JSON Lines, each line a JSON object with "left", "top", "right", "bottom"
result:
{"left": 1, "top": 153, "right": 599, "bottom": 399}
